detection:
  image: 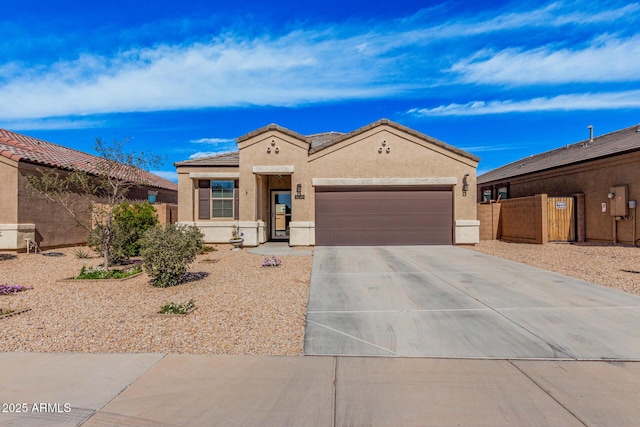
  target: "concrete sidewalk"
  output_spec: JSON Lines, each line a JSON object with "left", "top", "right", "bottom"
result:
{"left": 1, "top": 352, "right": 639, "bottom": 426}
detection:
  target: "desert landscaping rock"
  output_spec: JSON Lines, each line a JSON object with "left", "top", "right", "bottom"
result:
{"left": 467, "top": 241, "right": 640, "bottom": 296}
{"left": 0, "top": 245, "right": 311, "bottom": 355}
{"left": 2, "top": 241, "right": 638, "bottom": 355}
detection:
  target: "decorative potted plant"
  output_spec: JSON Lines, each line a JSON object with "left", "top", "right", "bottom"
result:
{"left": 229, "top": 225, "right": 244, "bottom": 250}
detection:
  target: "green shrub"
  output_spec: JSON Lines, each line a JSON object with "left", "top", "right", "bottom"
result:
{"left": 74, "top": 248, "right": 92, "bottom": 259}
{"left": 159, "top": 299, "right": 195, "bottom": 314}
{"left": 113, "top": 202, "right": 158, "bottom": 257}
{"left": 140, "top": 224, "right": 204, "bottom": 288}
{"left": 88, "top": 202, "right": 158, "bottom": 264}
{"left": 199, "top": 245, "right": 218, "bottom": 254}
{"left": 74, "top": 265, "right": 141, "bottom": 280}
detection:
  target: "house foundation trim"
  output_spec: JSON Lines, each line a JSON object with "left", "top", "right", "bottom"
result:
{"left": 455, "top": 220, "right": 480, "bottom": 245}
{"left": 290, "top": 221, "right": 315, "bottom": 246}
{"left": 0, "top": 223, "right": 36, "bottom": 250}
{"left": 312, "top": 177, "right": 458, "bottom": 186}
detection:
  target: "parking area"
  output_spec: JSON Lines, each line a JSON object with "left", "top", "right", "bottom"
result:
{"left": 304, "top": 246, "right": 640, "bottom": 359}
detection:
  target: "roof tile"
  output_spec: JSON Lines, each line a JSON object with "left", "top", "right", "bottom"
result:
{"left": 0, "top": 129, "right": 178, "bottom": 192}
{"left": 478, "top": 125, "right": 640, "bottom": 184}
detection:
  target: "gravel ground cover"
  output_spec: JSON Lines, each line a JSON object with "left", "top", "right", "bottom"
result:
{"left": 4, "top": 241, "right": 638, "bottom": 355}
{"left": 0, "top": 246, "right": 311, "bottom": 355}
{"left": 466, "top": 240, "right": 640, "bottom": 296}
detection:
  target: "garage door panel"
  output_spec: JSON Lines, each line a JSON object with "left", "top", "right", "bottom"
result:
{"left": 316, "top": 212, "right": 451, "bottom": 230}
{"left": 315, "top": 189, "right": 453, "bottom": 246}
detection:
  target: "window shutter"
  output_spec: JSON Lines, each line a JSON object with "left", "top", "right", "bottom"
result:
{"left": 233, "top": 180, "right": 239, "bottom": 220}
{"left": 198, "top": 180, "right": 210, "bottom": 220}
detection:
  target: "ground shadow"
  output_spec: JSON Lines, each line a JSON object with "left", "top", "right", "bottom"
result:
{"left": 0, "top": 254, "right": 17, "bottom": 261}
{"left": 181, "top": 272, "right": 210, "bottom": 284}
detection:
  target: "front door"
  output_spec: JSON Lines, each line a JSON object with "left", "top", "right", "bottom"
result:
{"left": 271, "top": 191, "right": 292, "bottom": 240}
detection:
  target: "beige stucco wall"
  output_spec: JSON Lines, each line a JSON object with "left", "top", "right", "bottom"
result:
{"left": 177, "top": 123, "right": 479, "bottom": 246}
{"left": 0, "top": 157, "right": 18, "bottom": 224}
{"left": 176, "top": 166, "right": 239, "bottom": 223}
{"left": 480, "top": 151, "right": 640, "bottom": 244}
{"left": 309, "top": 126, "right": 479, "bottom": 243}
{"left": 238, "top": 132, "right": 309, "bottom": 221}
{"left": 0, "top": 159, "right": 34, "bottom": 250}
{"left": 238, "top": 133, "right": 310, "bottom": 245}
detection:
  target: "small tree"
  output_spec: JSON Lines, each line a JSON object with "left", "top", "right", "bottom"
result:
{"left": 139, "top": 224, "right": 204, "bottom": 288}
{"left": 26, "top": 137, "right": 163, "bottom": 268}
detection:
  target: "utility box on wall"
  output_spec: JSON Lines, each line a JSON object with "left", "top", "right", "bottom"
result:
{"left": 609, "top": 185, "right": 628, "bottom": 217}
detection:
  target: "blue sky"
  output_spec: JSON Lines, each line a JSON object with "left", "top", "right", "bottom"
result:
{"left": 1, "top": 0, "right": 639, "bottom": 181}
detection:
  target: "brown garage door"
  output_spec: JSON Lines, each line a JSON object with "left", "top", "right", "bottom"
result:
{"left": 315, "top": 186, "right": 453, "bottom": 246}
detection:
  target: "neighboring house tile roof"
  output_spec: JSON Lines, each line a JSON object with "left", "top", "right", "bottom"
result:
{"left": 176, "top": 119, "right": 479, "bottom": 167}
{"left": 478, "top": 124, "right": 640, "bottom": 184}
{"left": 174, "top": 151, "right": 239, "bottom": 167}
{"left": 0, "top": 129, "right": 178, "bottom": 191}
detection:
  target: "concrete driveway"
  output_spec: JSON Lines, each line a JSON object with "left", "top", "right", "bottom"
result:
{"left": 304, "top": 246, "right": 640, "bottom": 359}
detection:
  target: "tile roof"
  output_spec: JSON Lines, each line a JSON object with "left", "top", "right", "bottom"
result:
{"left": 176, "top": 119, "right": 479, "bottom": 167}
{"left": 174, "top": 151, "right": 239, "bottom": 167}
{"left": 478, "top": 124, "right": 640, "bottom": 184}
{"left": 0, "top": 129, "right": 178, "bottom": 192}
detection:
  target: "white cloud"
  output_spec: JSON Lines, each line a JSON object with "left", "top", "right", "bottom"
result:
{"left": 150, "top": 170, "right": 178, "bottom": 183}
{"left": 0, "top": 117, "right": 104, "bottom": 130}
{"left": 451, "top": 34, "right": 640, "bottom": 85}
{"left": 408, "top": 90, "right": 640, "bottom": 116}
{"left": 0, "top": 31, "right": 405, "bottom": 120}
{"left": 403, "top": 2, "right": 640, "bottom": 41}
{"left": 0, "top": 2, "right": 638, "bottom": 122}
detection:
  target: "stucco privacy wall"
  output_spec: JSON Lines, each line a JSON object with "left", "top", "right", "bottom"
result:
{"left": 498, "top": 195, "right": 548, "bottom": 244}
{"left": 478, "top": 202, "right": 501, "bottom": 240}
{"left": 308, "top": 126, "right": 479, "bottom": 244}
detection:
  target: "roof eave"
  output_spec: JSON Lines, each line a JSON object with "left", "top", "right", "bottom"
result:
{"left": 478, "top": 146, "right": 640, "bottom": 184}
{"left": 236, "top": 123, "right": 309, "bottom": 144}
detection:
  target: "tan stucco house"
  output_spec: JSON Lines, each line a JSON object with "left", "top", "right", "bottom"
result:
{"left": 175, "top": 119, "right": 480, "bottom": 246}
{"left": 0, "top": 129, "right": 178, "bottom": 250}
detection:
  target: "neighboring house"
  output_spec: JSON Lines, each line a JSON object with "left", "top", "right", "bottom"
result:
{"left": 478, "top": 124, "right": 640, "bottom": 244}
{"left": 0, "top": 129, "right": 178, "bottom": 250}
{"left": 175, "top": 119, "right": 480, "bottom": 246}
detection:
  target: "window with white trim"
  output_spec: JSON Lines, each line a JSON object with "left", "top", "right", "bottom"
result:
{"left": 211, "top": 181, "right": 234, "bottom": 218}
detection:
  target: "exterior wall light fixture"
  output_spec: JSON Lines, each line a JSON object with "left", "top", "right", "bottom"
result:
{"left": 462, "top": 173, "right": 470, "bottom": 196}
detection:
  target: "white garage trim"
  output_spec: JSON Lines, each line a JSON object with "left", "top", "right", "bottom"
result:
{"left": 312, "top": 177, "right": 458, "bottom": 186}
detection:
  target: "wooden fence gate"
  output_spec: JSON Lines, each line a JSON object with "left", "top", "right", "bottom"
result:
{"left": 548, "top": 197, "right": 576, "bottom": 241}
